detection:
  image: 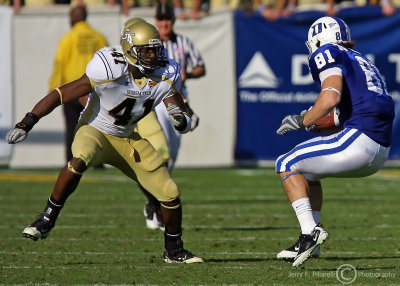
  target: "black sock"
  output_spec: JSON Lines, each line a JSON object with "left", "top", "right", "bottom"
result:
{"left": 164, "top": 232, "right": 183, "bottom": 252}
{"left": 43, "top": 197, "right": 63, "bottom": 222}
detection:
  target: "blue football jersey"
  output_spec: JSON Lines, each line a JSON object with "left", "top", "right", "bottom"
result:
{"left": 309, "top": 43, "right": 394, "bottom": 147}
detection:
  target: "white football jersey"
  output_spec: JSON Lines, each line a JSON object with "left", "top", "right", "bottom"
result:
{"left": 78, "top": 46, "right": 182, "bottom": 137}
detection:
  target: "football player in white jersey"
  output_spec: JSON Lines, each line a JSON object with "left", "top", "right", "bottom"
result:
{"left": 6, "top": 21, "right": 203, "bottom": 263}
{"left": 275, "top": 17, "right": 394, "bottom": 267}
{"left": 119, "top": 16, "right": 202, "bottom": 232}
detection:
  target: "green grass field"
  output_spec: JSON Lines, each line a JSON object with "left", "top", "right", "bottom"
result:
{"left": 1, "top": 167, "right": 399, "bottom": 285}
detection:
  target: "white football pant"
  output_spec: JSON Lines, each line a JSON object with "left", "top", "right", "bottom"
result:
{"left": 275, "top": 128, "right": 390, "bottom": 181}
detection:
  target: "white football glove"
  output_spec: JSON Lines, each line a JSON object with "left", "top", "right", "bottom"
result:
{"left": 276, "top": 114, "right": 304, "bottom": 135}
{"left": 6, "top": 112, "right": 39, "bottom": 144}
{"left": 6, "top": 128, "right": 28, "bottom": 144}
{"left": 167, "top": 103, "right": 185, "bottom": 128}
{"left": 190, "top": 113, "right": 199, "bottom": 131}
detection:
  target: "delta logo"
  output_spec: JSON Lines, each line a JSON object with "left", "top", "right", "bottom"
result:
{"left": 238, "top": 52, "right": 280, "bottom": 89}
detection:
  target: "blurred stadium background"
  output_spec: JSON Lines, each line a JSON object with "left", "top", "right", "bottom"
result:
{"left": 0, "top": 3, "right": 399, "bottom": 169}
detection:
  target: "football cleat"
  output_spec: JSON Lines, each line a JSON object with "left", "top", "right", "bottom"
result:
{"left": 292, "top": 223, "right": 328, "bottom": 267}
{"left": 163, "top": 248, "right": 204, "bottom": 264}
{"left": 277, "top": 235, "right": 320, "bottom": 260}
{"left": 22, "top": 213, "right": 55, "bottom": 241}
{"left": 143, "top": 203, "right": 164, "bottom": 231}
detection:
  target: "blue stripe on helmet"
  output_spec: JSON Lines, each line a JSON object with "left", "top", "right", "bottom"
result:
{"left": 332, "top": 17, "right": 349, "bottom": 41}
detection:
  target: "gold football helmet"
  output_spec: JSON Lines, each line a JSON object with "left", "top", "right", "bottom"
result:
{"left": 120, "top": 17, "right": 146, "bottom": 38}
{"left": 121, "top": 22, "right": 165, "bottom": 73}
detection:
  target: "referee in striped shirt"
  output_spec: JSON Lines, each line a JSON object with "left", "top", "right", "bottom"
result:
{"left": 153, "top": 1, "right": 206, "bottom": 170}
{"left": 155, "top": 2, "right": 206, "bottom": 98}
{"left": 139, "top": 2, "right": 206, "bottom": 230}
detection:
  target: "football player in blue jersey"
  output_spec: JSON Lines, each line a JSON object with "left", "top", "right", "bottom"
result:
{"left": 275, "top": 16, "right": 395, "bottom": 267}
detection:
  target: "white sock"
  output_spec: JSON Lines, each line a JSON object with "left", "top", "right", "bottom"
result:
{"left": 292, "top": 198, "right": 316, "bottom": 234}
{"left": 312, "top": 210, "right": 321, "bottom": 224}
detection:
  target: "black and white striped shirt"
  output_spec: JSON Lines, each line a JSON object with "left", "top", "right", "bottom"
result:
{"left": 163, "top": 33, "right": 204, "bottom": 91}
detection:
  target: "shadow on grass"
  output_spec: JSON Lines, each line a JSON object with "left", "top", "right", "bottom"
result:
{"left": 190, "top": 225, "right": 299, "bottom": 231}
{"left": 186, "top": 199, "right": 288, "bottom": 205}
{"left": 204, "top": 257, "right": 277, "bottom": 263}
{"left": 324, "top": 255, "right": 400, "bottom": 261}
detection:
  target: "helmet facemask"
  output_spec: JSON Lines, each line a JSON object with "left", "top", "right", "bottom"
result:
{"left": 126, "top": 41, "right": 164, "bottom": 73}
{"left": 121, "top": 22, "right": 165, "bottom": 74}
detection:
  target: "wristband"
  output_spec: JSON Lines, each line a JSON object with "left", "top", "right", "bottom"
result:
{"left": 15, "top": 112, "right": 39, "bottom": 131}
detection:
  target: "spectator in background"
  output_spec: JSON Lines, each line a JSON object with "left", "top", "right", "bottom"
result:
{"left": 49, "top": 5, "right": 107, "bottom": 163}
{"left": 71, "top": 0, "right": 116, "bottom": 5}
{"left": 138, "top": 2, "right": 205, "bottom": 230}
{"left": 355, "top": 0, "right": 396, "bottom": 16}
{"left": 1, "top": 0, "right": 22, "bottom": 13}
{"left": 251, "top": 0, "right": 297, "bottom": 20}
{"left": 70, "top": 0, "right": 131, "bottom": 16}
{"left": 252, "top": 0, "right": 336, "bottom": 20}
{"left": 162, "top": 0, "right": 207, "bottom": 20}
{"left": 254, "top": 0, "right": 397, "bottom": 20}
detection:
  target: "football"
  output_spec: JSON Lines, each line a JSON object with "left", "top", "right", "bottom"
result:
{"left": 313, "top": 108, "right": 340, "bottom": 130}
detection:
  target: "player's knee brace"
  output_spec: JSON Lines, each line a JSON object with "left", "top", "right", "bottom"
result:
{"left": 67, "top": 158, "right": 87, "bottom": 175}
{"left": 160, "top": 198, "right": 181, "bottom": 210}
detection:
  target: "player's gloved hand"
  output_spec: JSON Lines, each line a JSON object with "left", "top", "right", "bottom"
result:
{"left": 167, "top": 103, "right": 186, "bottom": 129}
{"left": 6, "top": 112, "right": 39, "bottom": 144}
{"left": 190, "top": 113, "right": 199, "bottom": 131}
{"left": 276, "top": 114, "right": 304, "bottom": 135}
{"left": 6, "top": 128, "right": 27, "bottom": 144}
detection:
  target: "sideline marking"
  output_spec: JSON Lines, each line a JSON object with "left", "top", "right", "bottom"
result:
{"left": 374, "top": 170, "right": 400, "bottom": 179}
